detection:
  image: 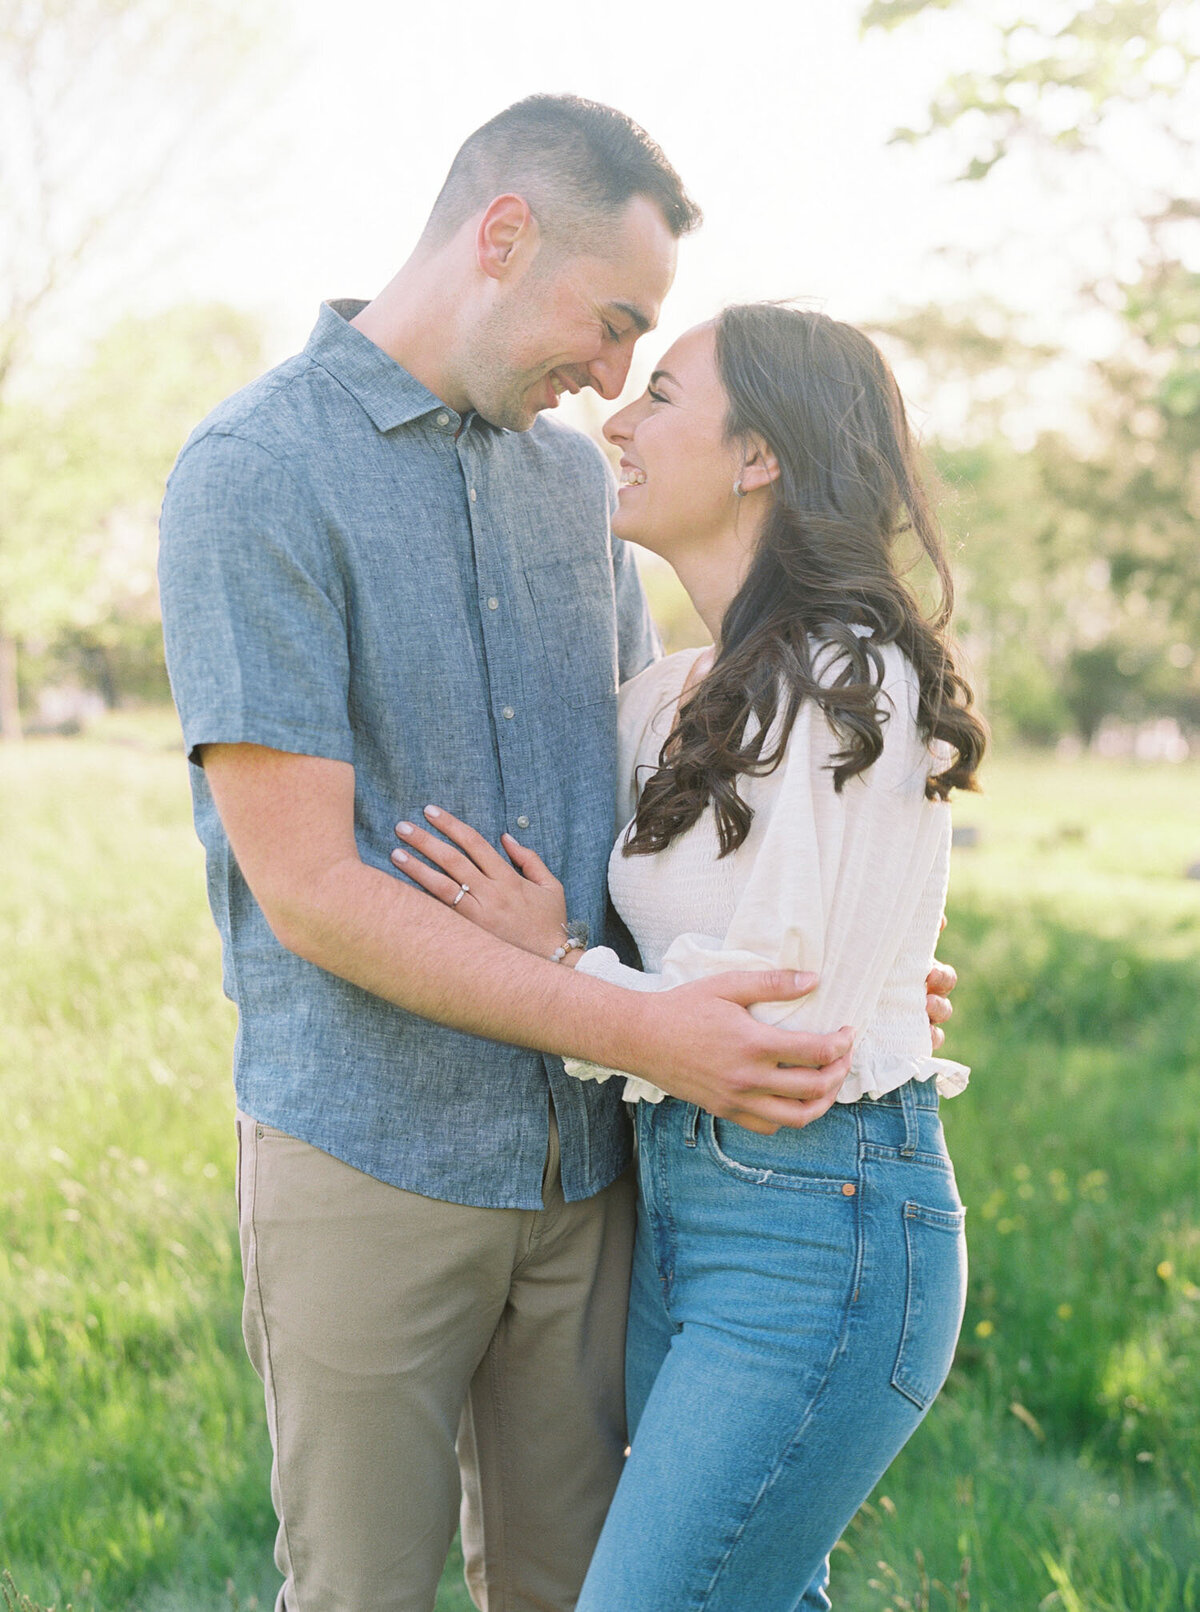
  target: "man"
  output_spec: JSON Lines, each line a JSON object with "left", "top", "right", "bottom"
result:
{"left": 159, "top": 95, "right": 953, "bottom": 1612}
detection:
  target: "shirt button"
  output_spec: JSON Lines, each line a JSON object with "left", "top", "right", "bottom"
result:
{"left": 437, "top": 412, "right": 450, "bottom": 427}
{"left": 469, "top": 487, "right": 478, "bottom": 501}
{"left": 486, "top": 597, "right": 499, "bottom": 611}
{"left": 516, "top": 814, "right": 530, "bottom": 829}
{"left": 502, "top": 706, "right": 515, "bottom": 720}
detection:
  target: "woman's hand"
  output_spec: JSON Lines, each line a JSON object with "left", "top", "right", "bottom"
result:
{"left": 391, "top": 805, "right": 574, "bottom": 962}
{"left": 926, "top": 916, "right": 956, "bottom": 1050}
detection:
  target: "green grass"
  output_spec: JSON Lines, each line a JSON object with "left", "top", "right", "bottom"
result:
{"left": 2, "top": 727, "right": 1198, "bottom": 1610}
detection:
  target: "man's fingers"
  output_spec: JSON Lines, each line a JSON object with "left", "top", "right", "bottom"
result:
{"left": 735, "top": 1087, "right": 843, "bottom": 1133}
{"left": 747, "top": 1050, "right": 853, "bottom": 1104}
{"left": 710, "top": 969, "right": 819, "bottom": 1008}
{"left": 767, "top": 1026, "right": 855, "bottom": 1071}
{"left": 926, "top": 960, "right": 957, "bottom": 997}
{"left": 926, "top": 992, "right": 953, "bottom": 1026}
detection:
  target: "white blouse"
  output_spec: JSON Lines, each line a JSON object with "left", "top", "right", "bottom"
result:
{"left": 565, "top": 635, "right": 970, "bottom": 1105}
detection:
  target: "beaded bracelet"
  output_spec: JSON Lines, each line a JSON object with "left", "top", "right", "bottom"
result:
{"left": 550, "top": 920, "right": 590, "bottom": 963}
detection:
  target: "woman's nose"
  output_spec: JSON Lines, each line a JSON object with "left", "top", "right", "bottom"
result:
{"left": 602, "top": 406, "right": 630, "bottom": 446}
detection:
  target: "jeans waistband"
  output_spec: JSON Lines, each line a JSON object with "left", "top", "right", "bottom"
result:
{"left": 867, "top": 1077, "right": 940, "bottom": 1112}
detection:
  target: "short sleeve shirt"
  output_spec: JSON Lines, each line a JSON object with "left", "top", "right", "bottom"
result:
{"left": 158, "top": 300, "right": 660, "bottom": 1207}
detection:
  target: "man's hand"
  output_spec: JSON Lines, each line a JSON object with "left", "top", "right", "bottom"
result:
{"left": 623, "top": 970, "right": 854, "bottom": 1136}
{"left": 926, "top": 959, "right": 957, "bottom": 1051}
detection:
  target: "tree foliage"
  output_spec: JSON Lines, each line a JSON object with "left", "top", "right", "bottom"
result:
{"left": 864, "top": 0, "right": 1200, "bottom": 743}
{"left": 1, "top": 303, "right": 264, "bottom": 711}
{"left": 0, "top": 0, "right": 271, "bottom": 735}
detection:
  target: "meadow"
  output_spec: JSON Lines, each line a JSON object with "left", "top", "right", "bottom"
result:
{"left": 2, "top": 724, "right": 1198, "bottom": 1611}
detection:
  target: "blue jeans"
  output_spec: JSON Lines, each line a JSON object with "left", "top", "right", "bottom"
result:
{"left": 575, "top": 1080, "right": 967, "bottom": 1612}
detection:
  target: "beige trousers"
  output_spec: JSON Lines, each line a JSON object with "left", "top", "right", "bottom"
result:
{"left": 236, "top": 1108, "right": 635, "bottom": 1612}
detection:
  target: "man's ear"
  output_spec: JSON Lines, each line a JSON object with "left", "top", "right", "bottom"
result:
{"left": 476, "top": 194, "right": 539, "bottom": 281}
{"left": 739, "top": 437, "right": 781, "bottom": 495}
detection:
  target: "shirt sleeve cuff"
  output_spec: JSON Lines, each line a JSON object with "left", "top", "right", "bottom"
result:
{"left": 573, "top": 946, "right": 663, "bottom": 991}
{"left": 564, "top": 948, "right": 669, "bottom": 1102}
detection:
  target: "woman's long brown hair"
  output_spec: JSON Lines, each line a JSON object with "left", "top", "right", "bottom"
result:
{"left": 625, "top": 304, "right": 986, "bottom": 860}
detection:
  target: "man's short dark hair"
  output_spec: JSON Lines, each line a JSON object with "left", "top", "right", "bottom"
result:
{"left": 424, "top": 94, "right": 702, "bottom": 248}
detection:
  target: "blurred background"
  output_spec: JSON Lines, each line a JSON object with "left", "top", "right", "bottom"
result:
{"left": 2, "top": 2, "right": 1198, "bottom": 1609}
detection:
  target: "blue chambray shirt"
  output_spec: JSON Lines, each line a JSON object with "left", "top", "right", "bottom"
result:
{"left": 158, "top": 300, "right": 659, "bottom": 1208}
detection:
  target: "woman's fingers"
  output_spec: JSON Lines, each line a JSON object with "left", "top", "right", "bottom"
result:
{"left": 391, "top": 842, "right": 474, "bottom": 908}
{"left": 501, "top": 833, "right": 560, "bottom": 889}
{"left": 926, "top": 959, "right": 957, "bottom": 998}
{"left": 423, "top": 805, "right": 513, "bottom": 879}
{"left": 394, "top": 818, "right": 479, "bottom": 886}
{"left": 926, "top": 992, "right": 953, "bottom": 1025}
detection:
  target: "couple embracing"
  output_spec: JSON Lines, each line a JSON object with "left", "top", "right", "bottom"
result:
{"left": 159, "top": 93, "right": 985, "bottom": 1612}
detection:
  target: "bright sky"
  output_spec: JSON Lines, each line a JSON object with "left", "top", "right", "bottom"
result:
{"left": 152, "top": 0, "right": 1016, "bottom": 414}
{"left": 29, "top": 0, "right": 1194, "bottom": 435}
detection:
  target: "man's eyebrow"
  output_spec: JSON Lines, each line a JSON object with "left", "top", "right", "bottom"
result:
{"left": 607, "top": 301, "right": 654, "bottom": 335}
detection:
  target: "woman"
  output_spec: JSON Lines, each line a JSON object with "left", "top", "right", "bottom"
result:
{"left": 392, "top": 305, "right": 985, "bottom": 1610}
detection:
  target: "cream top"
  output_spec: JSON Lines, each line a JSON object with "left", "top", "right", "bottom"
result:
{"left": 564, "top": 635, "right": 969, "bottom": 1105}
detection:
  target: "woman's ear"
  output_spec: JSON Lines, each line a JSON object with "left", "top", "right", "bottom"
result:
{"left": 738, "top": 437, "right": 781, "bottom": 495}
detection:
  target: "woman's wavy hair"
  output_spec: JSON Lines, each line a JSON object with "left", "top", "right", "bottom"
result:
{"left": 625, "top": 303, "right": 986, "bottom": 860}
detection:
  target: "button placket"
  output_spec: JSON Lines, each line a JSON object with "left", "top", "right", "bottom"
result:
{"left": 460, "top": 436, "right": 537, "bottom": 856}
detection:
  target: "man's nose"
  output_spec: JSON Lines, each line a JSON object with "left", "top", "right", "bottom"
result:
{"left": 586, "top": 348, "right": 634, "bottom": 402}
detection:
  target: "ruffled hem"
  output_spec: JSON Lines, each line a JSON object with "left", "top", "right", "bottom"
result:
{"left": 839, "top": 1052, "right": 970, "bottom": 1104}
{"left": 560, "top": 1051, "right": 969, "bottom": 1108}
{"left": 561, "top": 1059, "right": 669, "bottom": 1105}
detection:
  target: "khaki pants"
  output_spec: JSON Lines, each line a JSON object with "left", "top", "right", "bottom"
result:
{"left": 236, "top": 1107, "right": 636, "bottom": 1612}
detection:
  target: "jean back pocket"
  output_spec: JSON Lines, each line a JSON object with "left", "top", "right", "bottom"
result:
{"left": 891, "top": 1200, "right": 968, "bottom": 1410}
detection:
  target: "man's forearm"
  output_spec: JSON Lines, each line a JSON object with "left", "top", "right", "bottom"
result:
{"left": 199, "top": 744, "right": 846, "bottom": 1120}
{"left": 273, "top": 854, "right": 654, "bottom": 1070}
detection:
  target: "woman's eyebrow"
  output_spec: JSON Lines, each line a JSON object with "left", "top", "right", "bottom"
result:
{"left": 649, "top": 369, "right": 679, "bottom": 389}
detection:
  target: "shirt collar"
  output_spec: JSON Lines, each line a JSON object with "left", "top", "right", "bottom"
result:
{"left": 304, "top": 299, "right": 458, "bottom": 433}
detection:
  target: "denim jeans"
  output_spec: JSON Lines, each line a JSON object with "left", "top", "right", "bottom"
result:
{"left": 575, "top": 1080, "right": 967, "bottom": 1612}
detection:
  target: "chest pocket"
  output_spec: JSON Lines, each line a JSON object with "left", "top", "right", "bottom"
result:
{"left": 522, "top": 557, "right": 618, "bottom": 709}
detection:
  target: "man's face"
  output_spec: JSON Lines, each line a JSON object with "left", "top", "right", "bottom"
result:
{"left": 463, "top": 195, "right": 678, "bottom": 431}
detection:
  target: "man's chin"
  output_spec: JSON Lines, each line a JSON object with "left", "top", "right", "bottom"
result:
{"left": 476, "top": 398, "right": 539, "bottom": 432}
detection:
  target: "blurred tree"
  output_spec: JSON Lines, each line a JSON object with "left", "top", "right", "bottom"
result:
{"left": 0, "top": 0, "right": 271, "bottom": 737}
{"left": 0, "top": 304, "right": 264, "bottom": 716}
{"left": 864, "top": 0, "right": 1200, "bottom": 741}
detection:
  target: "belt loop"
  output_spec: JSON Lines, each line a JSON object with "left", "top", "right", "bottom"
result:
{"left": 684, "top": 1103, "right": 700, "bottom": 1148}
{"left": 899, "top": 1080, "right": 918, "bottom": 1158}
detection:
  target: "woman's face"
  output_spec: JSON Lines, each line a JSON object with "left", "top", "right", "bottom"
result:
{"left": 603, "top": 322, "right": 743, "bottom": 561}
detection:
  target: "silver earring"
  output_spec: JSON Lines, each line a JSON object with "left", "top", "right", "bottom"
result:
{"left": 733, "top": 478, "right": 745, "bottom": 497}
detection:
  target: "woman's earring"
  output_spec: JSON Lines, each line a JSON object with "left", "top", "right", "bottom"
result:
{"left": 733, "top": 478, "right": 745, "bottom": 497}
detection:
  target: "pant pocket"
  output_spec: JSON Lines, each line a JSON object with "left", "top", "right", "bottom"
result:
{"left": 891, "top": 1200, "right": 967, "bottom": 1411}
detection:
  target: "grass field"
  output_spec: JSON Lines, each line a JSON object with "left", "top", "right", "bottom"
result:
{"left": 2, "top": 724, "right": 1198, "bottom": 1611}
